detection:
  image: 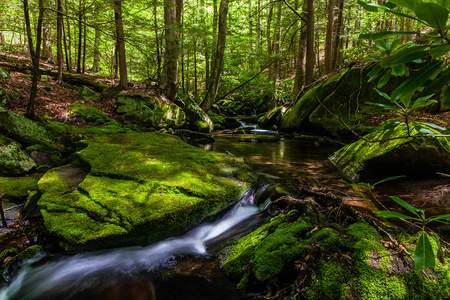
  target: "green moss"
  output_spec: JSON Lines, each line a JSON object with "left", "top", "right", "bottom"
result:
{"left": 69, "top": 104, "right": 114, "bottom": 125}
{"left": 330, "top": 124, "right": 450, "bottom": 180}
{"left": 38, "top": 132, "right": 255, "bottom": 252}
{"left": 0, "top": 175, "right": 39, "bottom": 196}
{"left": 305, "top": 259, "right": 351, "bottom": 299}
{"left": 208, "top": 111, "right": 226, "bottom": 128}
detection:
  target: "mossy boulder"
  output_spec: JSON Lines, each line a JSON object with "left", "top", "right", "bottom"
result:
{"left": 79, "top": 86, "right": 102, "bottom": 102}
{"left": 0, "top": 174, "right": 39, "bottom": 200}
{"left": 0, "top": 85, "right": 7, "bottom": 107}
{"left": 183, "top": 97, "right": 213, "bottom": 133}
{"left": 222, "top": 209, "right": 450, "bottom": 299}
{"left": 38, "top": 132, "right": 255, "bottom": 252}
{"left": 0, "top": 135, "right": 36, "bottom": 176}
{"left": 330, "top": 124, "right": 450, "bottom": 181}
{"left": 257, "top": 106, "right": 286, "bottom": 130}
{"left": 116, "top": 93, "right": 186, "bottom": 129}
{"left": 0, "top": 107, "right": 74, "bottom": 153}
{"left": 207, "top": 111, "right": 226, "bottom": 129}
{"left": 280, "top": 65, "right": 400, "bottom": 137}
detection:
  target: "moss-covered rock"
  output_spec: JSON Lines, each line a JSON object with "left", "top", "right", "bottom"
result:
{"left": 280, "top": 71, "right": 346, "bottom": 131}
{"left": 0, "top": 174, "right": 39, "bottom": 199}
{"left": 116, "top": 94, "right": 186, "bottom": 129}
{"left": 222, "top": 210, "right": 450, "bottom": 300}
{"left": 38, "top": 132, "right": 255, "bottom": 252}
{"left": 207, "top": 110, "right": 226, "bottom": 129}
{"left": 329, "top": 124, "right": 450, "bottom": 180}
{"left": 0, "top": 135, "right": 36, "bottom": 176}
{"left": 79, "top": 86, "right": 102, "bottom": 102}
{"left": 69, "top": 104, "right": 113, "bottom": 125}
{"left": 183, "top": 97, "right": 214, "bottom": 133}
{"left": 257, "top": 106, "right": 286, "bottom": 130}
{"left": 0, "top": 107, "right": 74, "bottom": 153}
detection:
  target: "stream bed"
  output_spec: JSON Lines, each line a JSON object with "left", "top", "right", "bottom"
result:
{"left": 0, "top": 135, "right": 342, "bottom": 300}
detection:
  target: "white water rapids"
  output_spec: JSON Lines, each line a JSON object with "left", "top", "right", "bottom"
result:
{"left": 0, "top": 185, "right": 269, "bottom": 300}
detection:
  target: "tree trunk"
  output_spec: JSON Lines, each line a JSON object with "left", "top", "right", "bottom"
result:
{"left": 248, "top": 0, "right": 253, "bottom": 53}
{"left": 332, "top": 0, "right": 344, "bottom": 70}
{"left": 256, "top": 0, "right": 261, "bottom": 53}
{"left": 76, "top": 0, "right": 83, "bottom": 73}
{"left": 82, "top": 21, "right": 87, "bottom": 73}
{"left": 154, "top": 0, "right": 161, "bottom": 83}
{"left": 271, "top": 0, "right": 282, "bottom": 94}
{"left": 292, "top": 0, "right": 307, "bottom": 100}
{"left": 324, "top": 0, "right": 335, "bottom": 75}
{"left": 266, "top": 3, "right": 273, "bottom": 56}
{"left": 57, "top": 0, "right": 63, "bottom": 84}
{"left": 305, "top": 0, "right": 315, "bottom": 86}
{"left": 161, "top": 0, "right": 182, "bottom": 100}
{"left": 201, "top": 0, "right": 229, "bottom": 112}
{"left": 41, "top": 22, "right": 54, "bottom": 61}
{"left": 65, "top": 0, "right": 72, "bottom": 71}
{"left": 92, "top": 2, "right": 101, "bottom": 73}
{"left": 24, "top": 0, "right": 44, "bottom": 119}
{"left": 114, "top": 0, "right": 128, "bottom": 90}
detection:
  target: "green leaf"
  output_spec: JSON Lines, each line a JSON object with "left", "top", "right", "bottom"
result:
{"left": 414, "top": 232, "right": 436, "bottom": 271}
{"left": 391, "top": 61, "right": 443, "bottom": 101}
{"left": 410, "top": 96, "right": 435, "bottom": 109}
{"left": 359, "top": 31, "right": 418, "bottom": 41}
{"left": 366, "top": 102, "right": 398, "bottom": 111}
{"left": 429, "top": 213, "right": 450, "bottom": 221}
{"left": 414, "top": 3, "right": 449, "bottom": 31}
{"left": 358, "top": 0, "right": 389, "bottom": 12}
{"left": 390, "top": 196, "right": 421, "bottom": 217}
{"left": 368, "top": 65, "right": 383, "bottom": 82}
{"left": 390, "top": 0, "right": 418, "bottom": 10}
{"left": 419, "top": 68, "right": 450, "bottom": 98}
{"left": 374, "top": 88, "right": 392, "bottom": 101}
{"left": 374, "top": 175, "right": 406, "bottom": 186}
{"left": 377, "top": 211, "right": 418, "bottom": 219}
{"left": 443, "top": 87, "right": 450, "bottom": 109}
{"left": 378, "top": 69, "right": 392, "bottom": 88}
{"left": 437, "top": 0, "right": 450, "bottom": 9}
{"left": 415, "top": 125, "right": 436, "bottom": 137}
{"left": 393, "top": 64, "right": 406, "bottom": 77}
{"left": 380, "top": 46, "right": 429, "bottom": 68}
{"left": 418, "top": 122, "right": 446, "bottom": 131}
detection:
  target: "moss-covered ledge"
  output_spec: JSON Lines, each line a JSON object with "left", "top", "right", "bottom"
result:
{"left": 38, "top": 132, "right": 255, "bottom": 252}
{"left": 329, "top": 124, "right": 450, "bottom": 181}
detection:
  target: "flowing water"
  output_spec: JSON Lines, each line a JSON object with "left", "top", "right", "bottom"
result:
{"left": 0, "top": 134, "right": 342, "bottom": 300}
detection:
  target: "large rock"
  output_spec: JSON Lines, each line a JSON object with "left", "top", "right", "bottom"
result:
{"left": 0, "top": 135, "right": 36, "bottom": 176}
{"left": 0, "top": 107, "right": 74, "bottom": 153}
{"left": 38, "top": 132, "right": 255, "bottom": 252}
{"left": 183, "top": 97, "right": 213, "bottom": 133}
{"left": 116, "top": 93, "right": 186, "bottom": 129}
{"left": 330, "top": 124, "right": 450, "bottom": 180}
{"left": 280, "top": 65, "right": 400, "bottom": 137}
{"left": 79, "top": 86, "right": 102, "bottom": 102}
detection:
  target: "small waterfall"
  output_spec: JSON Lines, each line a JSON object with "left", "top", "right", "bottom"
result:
{"left": 0, "top": 181, "right": 271, "bottom": 300}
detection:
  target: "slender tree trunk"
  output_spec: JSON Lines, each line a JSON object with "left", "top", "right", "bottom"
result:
{"left": 201, "top": 0, "right": 229, "bottom": 112}
{"left": 154, "top": 0, "right": 161, "bottom": 83}
{"left": 194, "top": 39, "right": 198, "bottom": 95}
{"left": 92, "top": 3, "right": 101, "bottom": 73}
{"left": 57, "top": 0, "right": 63, "bottom": 84}
{"left": 24, "top": 0, "right": 44, "bottom": 119}
{"left": 271, "top": 0, "right": 282, "bottom": 94}
{"left": 65, "top": 0, "right": 72, "bottom": 71}
{"left": 0, "top": 32, "right": 5, "bottom": 45}
{"left": 82, "top": 21, "right": 86, "bottom": 73}
{"left": 256, "top": 0, "right": 261, "bottom": 53}
{"left": 292, "top": 0, "right": 307, "bottom": 99}
{"left": 248, "top": 0, "right": 253, "bottom": 53}
{"left": 266, "top": 3, "right": 273, "bottom": 56}
{"left": 324, "top": 0, "right": 335, "bottom": 75}
{"left": 77, "top": 0, "right": 83, "bottom": 73}
{"left": 332, "top": 0, "right": 344, "bottom": 69}
{"left": 305, "top": 0, "right": 315, "bottom": 86}
{"left": 41, "top": 23, "right": 54, "bottom": 61}
{"left": 114, "top": 0, "right": 128, "bottom": 90}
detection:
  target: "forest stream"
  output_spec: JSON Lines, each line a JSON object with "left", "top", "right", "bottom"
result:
{"left": 0, "top": 132, "right": 342, "bottom": 300}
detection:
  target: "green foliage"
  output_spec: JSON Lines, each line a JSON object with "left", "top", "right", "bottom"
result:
{"left": 69, "top": 104, "right": 114, "bottom": 125}
{"left": 377, "top": 196, "right": 450, "bottom": 271}
{"left": 359, "top": 0, "right": 450, "bottom": 135}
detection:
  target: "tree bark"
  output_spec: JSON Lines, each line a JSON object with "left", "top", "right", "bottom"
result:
{"left": 201, "top": 0, "right": 229, "bottom": 112}
{"left": 65, "top": 0, "right": 72, "bottom": 71}
{"left": 161, "top": 0, "right": 182, "bottom": 100}
{"left": 292, "top": 0, "right": 307, "bottom": 99}
{"left": 114, "top": 0, "right": 128, "bottom": 90}
{"left": 324, "top": 0, "right": 335, "bottom": 75}
{"left": 76, "top": 0, "right": 83, "bottom": 73}
{"left": 305, "top": 0, "right": 315, "bottom": 86}
{"left": 24, "top": 0, "right": 44, "bottom": 119}
{"left": 57, "top": 0, "right": 63, "bottom": 84}
{"left": 332, "top": 0, "right": 344, "bottom": 70}
{"left": 92, "top": 2, "right": 101, "bottom": 73}
{"left": 154, "top": 0, "right": 161, "bottom": 83}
